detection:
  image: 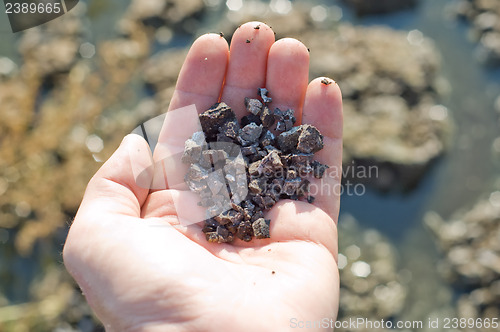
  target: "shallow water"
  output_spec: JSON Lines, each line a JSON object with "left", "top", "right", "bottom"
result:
{"left": 337, "top": 0, "right": 500, "bottom": 323}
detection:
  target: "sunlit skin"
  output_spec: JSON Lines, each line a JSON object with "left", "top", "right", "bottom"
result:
{"left": 63, "top": 22, "right": 343, "bottom": 332}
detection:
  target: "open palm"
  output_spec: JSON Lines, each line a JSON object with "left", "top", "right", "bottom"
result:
{"left": 63, "top": 22, "right": 343, "bottom": 332}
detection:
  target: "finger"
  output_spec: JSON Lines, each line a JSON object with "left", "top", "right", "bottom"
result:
{"left": 169, "top": 33, "right": 229, "bottom": 113}
{"left": 151, "top": 34, "right": 228, "bottom": 191}
{"left": 267, "top": 201, "right": 338, "bottom": 258}
{"left": 220, "top": 21, "right": 275, "bottom": 117}
{"left": 266, "top": 38, "right": 310, "bottom": 123}
{"left": 78, "top": 134, "right": 154, "bottom": 218}
{"left": 302, "top": 77, "right": 343, "bottom": 220}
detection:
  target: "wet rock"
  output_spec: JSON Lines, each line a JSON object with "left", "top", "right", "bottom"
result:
{"left": 18, "top": 6, "right": 87, "bottom": 78}
{"left": 342, "top": 0, "right": 417, "bottom": 16}
{"left": 454, "top": 0, "right": 500, "bottom": 66}
{"left": 426, "top": 194, "right": 500, "bottom": 323}
{"left": 0, "top": 57, "right": 18, "bottom": 81}
{"left": 126, "top": 0, "right": 206, "bottom": 34}
{"left": 214, "top": 2, "right": 320, "bottom": 41}
{"left": 336, "top": 215, "right": 408, "bottom": 330}
{"left": 304, "top": 24, "right": 451, "bottom": 191}
{"left": 142, "top": 48, "right": 189, "bottom": 92}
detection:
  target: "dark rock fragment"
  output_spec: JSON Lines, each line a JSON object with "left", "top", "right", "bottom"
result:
{"left": 277, "top": 126, "right": 301, "bottom": 152}
{"left": 206, "top": 170, "right": 225, "bottom": 195}
{"left": 182, "top": 131, "right": 206, "bottom": 164}
{"left": 251, "top": 194, "right": 266, "bottom": 209}
{"left": 241, "top": 114, "right": 262, "bottom": 126}
{"left": 291, "top": 153, "right": 314, "bottom": 165}
{"left": 283, "top": 177, "right": 302, "bottom": 196}
{"left": 238, "top": 123, "right": 263, "bottom": 145}
{"left": 268, "top": 178, "right": 284, "bottom": 200}
{"left": 251, "top": 210, "right": 265, "bottom": 222}
{"left": 245, "top": 98, "right": 263, "bottom": 115}
{"left": 312, "top": 160, "right": 329, "bottom": 179}
{"left": 298, "top": 179, "right": 310, "bottom": 197}
{"left": 185, "top": 163, "right": 209, "bottom": 182}
{"left": 250, "top": 150, "right": 283, "bottom": 176}
{"left": 218, "top": 119, "right": 240, "bottom": 141}
{"left": 321, "top": 78, "right": 332, "bottom": 85}
{"left": 258, "top": 87, "right": 272, "bottom": 103}
{"left": 252, "top": 218, "right": 271, "bottom": 239}
{"left": 262, "top": 195, "right": 276, "bottom": 209}
{"left": 206, "top": 226, "right": 233, "bottom": 243}
{"left": 199, "top": 102, "right": 236, "bottom": 140}
{"left": 273, "top": 108, "right": 296, "bottom": 132}
{"left": 259, "top": 129, "right": 275, "bottom": 147}
{"left": 241, "top": 145, "right": 257, "bottom": 157}
{"left": 199, "top": 149, "right": 228, "bottom": 169}
{"left": 249, "top": 177, "right": 267, "bottom": 195}
{"left": 297, "top": 125, "right": 324, "bottom": 153}
{"left": 242, "top": 200, "right": 256, "bottom": 220}
{"left": 287, "top": 169, "right": 298, "bottom": 179}
{"left": 283, "top": 109, "right": 296, "bottom": 124}
{"left": 215, "top": 209, "right": 242, "bottom": 225}
{"left": 206, "top": 232, "right": 219, "bottom": 243}
{"left": 237, "top": 220, "right": 253, "bottom": 242}
{"left": 260, "top": 106, "right": 275, "bottom": 128}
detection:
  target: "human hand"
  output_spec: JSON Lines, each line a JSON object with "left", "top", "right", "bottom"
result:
{"left": 63, "top": 22, "right": 343, "bottom": 332}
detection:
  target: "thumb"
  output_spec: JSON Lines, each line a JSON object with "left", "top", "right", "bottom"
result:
{"left": 78, "top": 134, "right": 154, "bottom": 218}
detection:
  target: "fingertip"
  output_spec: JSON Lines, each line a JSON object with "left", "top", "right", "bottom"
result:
{"left": 303, "top": 77, "right": 343, "bottom": 139}
{"left": 310, "top": 77, "right": 342, "bottom": 99}
{"left": 266, "top": 38, "right": 310, "bottom": 117}
{"left": 220, "top": 21, "right": 275, "bottom": 117}
{"left": 120, "top": 133, "right": 150, "bottom": 148}
{"left": 170, "top": 32, "right": 229, "bottom": 111}
{"left": 190, "top": 33, "right": 230, "bottom": 58}
{"left": 271, "top": 38, "right": 310, "bottom": 59}
{"left": 237, "top": 21, "right": 274, "bottom": 34}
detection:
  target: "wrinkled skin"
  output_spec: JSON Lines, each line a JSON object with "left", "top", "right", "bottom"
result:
{"left": 63, "top": 22, "right": 343, "bottom": 332}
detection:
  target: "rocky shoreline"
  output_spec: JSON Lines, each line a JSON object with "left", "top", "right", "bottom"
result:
{"left": 0, "top": 0, "right": 487, "bottom": 331}
{"left": 342, "top": 0, "right": 417, "bottom": 16}
{"left": 337, "top": 216, "right": 408, "bottom": 332}
{"left": 426, "top": 193, "right": 500, "bottom": 330}
{"left": 302, "top": 24, "right": 452, "bottom": 191}
{"left": 455, "top": 0, "right": 500, "bottom": 66}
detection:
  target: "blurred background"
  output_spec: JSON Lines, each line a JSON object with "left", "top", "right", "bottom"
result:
{"left": 1, "top": 0, "right": 500, "bottom": 331}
